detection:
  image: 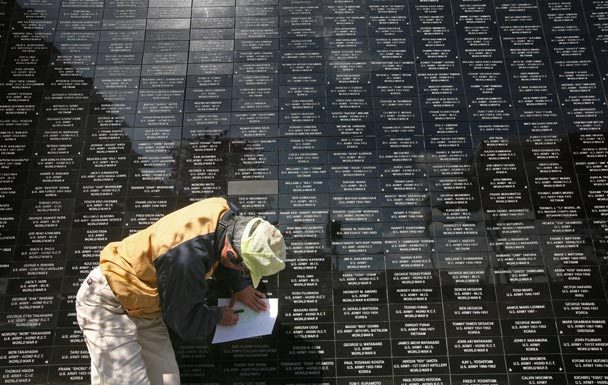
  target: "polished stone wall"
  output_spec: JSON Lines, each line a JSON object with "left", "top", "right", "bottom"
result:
{"left": 1, "top": 0, "right": 608, "bottom": 383}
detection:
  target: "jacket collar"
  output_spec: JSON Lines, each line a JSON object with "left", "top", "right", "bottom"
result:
{"left": 215, "top": 209, "right": 237, "bottom": 258}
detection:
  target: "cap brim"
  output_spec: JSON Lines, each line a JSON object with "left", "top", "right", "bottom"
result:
{"left": 250, "top": 273, "right": 262, "bottom": 289}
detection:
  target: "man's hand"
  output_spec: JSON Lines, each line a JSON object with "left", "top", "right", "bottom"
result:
{"left": 219, "top": 306, "right": 239, "bottom": 326}
{"left": 230, "top": 286, "right": 267, "bottom": 312}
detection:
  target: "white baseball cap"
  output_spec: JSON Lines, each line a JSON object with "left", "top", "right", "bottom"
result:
{"left": 238, "top": 217, "right": 286, "bottom": 288}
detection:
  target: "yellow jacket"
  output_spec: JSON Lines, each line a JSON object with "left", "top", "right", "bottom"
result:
{"left": 99, "top": 197, "right": 244, "bottom": 335}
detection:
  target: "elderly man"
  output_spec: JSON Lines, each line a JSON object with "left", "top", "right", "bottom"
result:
{"left": 75, "top": 197, "right": 286, "bottom": 385}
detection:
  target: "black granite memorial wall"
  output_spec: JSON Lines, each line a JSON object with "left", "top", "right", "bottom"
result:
{"left": 1, "top": 0, "right": 608, "bottom": 383}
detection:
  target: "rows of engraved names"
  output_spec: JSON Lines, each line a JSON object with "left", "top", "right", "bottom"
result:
{"left": 1, "top": 0, "right": 608, "bottom": 383}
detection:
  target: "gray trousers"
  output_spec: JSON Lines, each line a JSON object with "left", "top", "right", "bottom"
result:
{"left": 76, "top": 267, "right": 180, "bottom": 385}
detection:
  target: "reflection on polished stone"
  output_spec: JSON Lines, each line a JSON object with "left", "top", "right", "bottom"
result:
{"left": 1, "top": 0, "right": 608, "bottom": 383}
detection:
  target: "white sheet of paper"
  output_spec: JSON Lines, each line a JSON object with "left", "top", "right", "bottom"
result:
{"left": 212, "top": 298, "right": 278, "bottom": 344}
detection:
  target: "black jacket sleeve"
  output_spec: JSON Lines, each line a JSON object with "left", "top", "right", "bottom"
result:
{"left": 155, "top": 237, "right": 222, "bottom": 341}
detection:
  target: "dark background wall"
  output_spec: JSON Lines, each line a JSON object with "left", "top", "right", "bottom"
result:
{"left": 1, "top": 0, "right": 608, "bottom": 383}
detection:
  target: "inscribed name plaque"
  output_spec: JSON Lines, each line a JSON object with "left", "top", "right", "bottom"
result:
{"left": 1, "top": 0, "right": 608, "bottom": 383}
